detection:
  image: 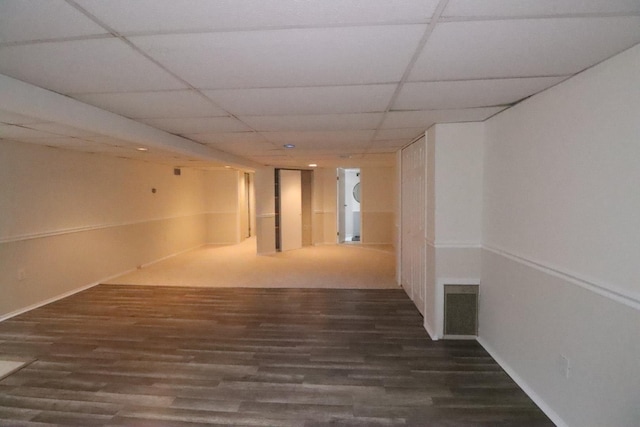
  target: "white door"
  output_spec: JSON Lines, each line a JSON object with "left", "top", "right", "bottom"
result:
{"left": 337, "top": 168, "right": 346, "bottom": 243}
{"left": 401, "top": 138, "right": 426, "bottom": 316}
{"left": 280, "top": 170, "right": 302, "bottom": 251}
{"left": 401, "top": 150, "right": 412, "bottom": 298}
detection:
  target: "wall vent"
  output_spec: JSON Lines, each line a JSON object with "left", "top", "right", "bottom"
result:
{"left": 444, "top": 284, "right": 479, "bottom": 339}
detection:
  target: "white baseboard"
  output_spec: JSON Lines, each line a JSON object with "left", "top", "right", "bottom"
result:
{"left": 0, "top": 273, "right": 118, "bottom": 323}
{"left": 424, "top": 318, "right": 439, "bottom": 341}
{"left": 477, "top": 337, "right": 568, "bottom": 427}
{"left": 0, "top": 243, "right": 206, "bottom": 323}
{"left": 139, "top": 243, "right": 206, "bottom": 269}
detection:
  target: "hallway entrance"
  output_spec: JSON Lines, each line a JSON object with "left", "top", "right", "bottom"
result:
{"left": 337, "top": 168, "right": 361, "bottom": 244}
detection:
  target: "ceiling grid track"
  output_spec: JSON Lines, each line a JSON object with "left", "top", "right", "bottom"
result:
{"left": 365, "top": 0, "right": 450, "bottom": 156}
{"left": 64, "top": 0, "right": 281, "bottom": 154}
{"left": 1, "top": 1, "right": 638, "bottom": 168}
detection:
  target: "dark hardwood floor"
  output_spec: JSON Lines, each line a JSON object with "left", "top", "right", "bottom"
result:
{"left": 0, "top": 285, "right": 553, "bottom": 426}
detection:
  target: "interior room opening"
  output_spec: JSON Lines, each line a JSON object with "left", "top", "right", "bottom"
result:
{"left": 337, "top": 168, "right": 361, "bottom": 244}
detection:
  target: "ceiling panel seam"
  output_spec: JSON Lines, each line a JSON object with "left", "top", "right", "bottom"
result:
{"left": 107, "top": 21, "right": 432, "bottom": 37}
{"left": 0, "top": 34, "right": 113, "bottom": 48}
{"left": 367, "top": 0, "right": 451, "bottom": 154}
{"left": 439, "top": 12, "right": 640, "bottom": 23}
{"left": 64, "top": 0, "right": 279, "bottom": 158}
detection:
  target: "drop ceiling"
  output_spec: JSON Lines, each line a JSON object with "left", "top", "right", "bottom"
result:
{"left": 0, "top": 0, "right": 639, "bottom": 169}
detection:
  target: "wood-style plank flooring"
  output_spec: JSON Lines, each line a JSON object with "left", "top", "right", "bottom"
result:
{"left": 0, "top": 285, "right": 554, "bottom": 426}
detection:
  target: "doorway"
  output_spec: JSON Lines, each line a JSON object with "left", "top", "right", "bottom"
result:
{"left": 275, "top": 169, "right": 313, "bottom": 252}
{"left": 337, "top": 168, "right": 361, "bottom": 244}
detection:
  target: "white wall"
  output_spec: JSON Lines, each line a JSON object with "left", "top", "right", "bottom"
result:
{"left": 0, "top": 144, "right": 206, "bottom": 239}
{"left": 206, "top": 169, "right": 241, "bottom": 245}
{"left": 433, "top": 123, "right": 483, "bottom": 247}
{"left": 480, "top": 44, "right": 640, "bottom": 427}
{"left": 422, "top": 123, "right": 483, "bottom": 338}
{"left": 254, "top": 166, "right": 276, "bottom": 254}
{"left": 312, "top": 168, "right": 337, "bottom": 245}
{"left": 0, "top": 141, "right": 241, "bottom": 318}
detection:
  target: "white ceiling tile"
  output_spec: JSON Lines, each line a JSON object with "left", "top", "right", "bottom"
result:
{"left": 367, "top": 141, "right": 408, "bottom": 153}
{"left": 248, "top": 153, "right": 289, "bottom": 160}
{"left": 394, "top": 77, "right": 568, "bottom": 110}
{"left": 204, "top": 141, "right": 280, "bottom": 156}
{"left": 77, "top": 0, "right": 437, "bottom": 33}
{"left": 130, "top": 148, "right": 197, "bottom": 162}
{"left": 26, "top": 123, "right": 100, "bottom": 137}
{"left": 0, "top": 39, "right": 186, "bottom": 94}
{"left": 85, "top": 137, "right": 199, "bottom": 163}
{"left": 185, "top": 132, "right": 267, "bottom": 145}
{"left": 312, "top": 145, "right": 368, "bottom": 153}
{"left": 205, "top": 85, "right": 396, "bottom": 116}
{"left": 75, "top": 141, "right": 120, "bottom": 150}
{"left": 0, "top": 110, "right": 44, "bottom": 125}
{"left": 366, "top": 147, "right": 401, "bottom": 155}
{"left": 73, "top": 91, "right": 228, "bottom": 119}
{"left": 85, "top": 136, "right": 138, "bottom": 148}
{"left": 55, "top": 143, "right": 124, "bottom": 154}
{"left": 132, "top": 26, "right": 425, "bottom": 88}
{"left": 1, "top": 2, "right": 638, "bottom": 169}
{"left": 240, "top": 113, "right": 383, "bottom": 132}
{"left": 12, "top": 136, "right": 91, "bottom": 147}
{"left": 248, "top": 157, "right": 294, "bottom": 167}
{"left": 0, "top": 0, "right": 107, "bottom": 44}
{"left": 381, "top": 107, "right": 508, "bottom": 129}
{"left": 443, "top": 0, "right": 640, "bottom": 18}
{"left": 140, "top": 117, "right": 251, "bottom": 134}
{"left": 0, "top": 124, "right": 56, "bottom": 139}
{"left": 11, "top": 135, "right": 208, "bottom": 165}
{"left": 410, "top": 18, "right": 640, "bottom": 80}
{"left": 262, "top": 130, "right": 374, "bottom": 146}
{"left": 281, "top": 143, "right": 368, "bottom": 153}
{"left": 253, "top": 151, "right": 395, "bottom": 168}
{"left": 374, "top": 128, "right": 424, "bottom": 141}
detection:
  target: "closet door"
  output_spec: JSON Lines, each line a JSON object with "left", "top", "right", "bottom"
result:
{"left": 401, "top": 137, "right": 426, "bottom": 316}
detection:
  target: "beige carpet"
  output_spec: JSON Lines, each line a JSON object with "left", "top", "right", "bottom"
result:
{"left": 106, "top": 237, "right": 398, "bottom": 289}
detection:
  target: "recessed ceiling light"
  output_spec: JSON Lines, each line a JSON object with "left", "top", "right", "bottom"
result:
{"left": 136, "top": 147, "right": 148, "bottom": 152}
{"left": 224, "top": 165, "right": 231, "bottom": 169}
{"left": 283, "top": 144, "right": 295, "bottom": 149}
{"left": 308, "top": 163, "right": 317, "bottom": 167}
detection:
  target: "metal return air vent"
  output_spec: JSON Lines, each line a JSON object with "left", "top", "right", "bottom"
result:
{"left": 444, "top": 284, "right": 479, "bottom": 339}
